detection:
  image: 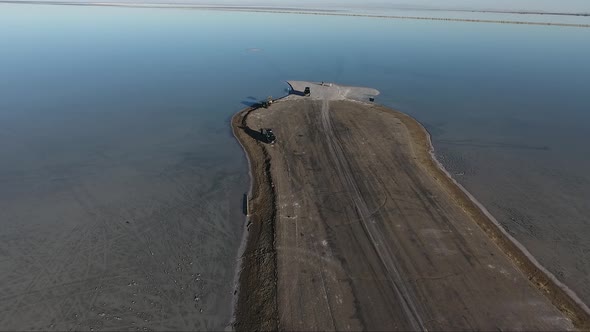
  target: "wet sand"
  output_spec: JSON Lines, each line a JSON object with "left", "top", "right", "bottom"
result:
{"left": 231, "top": 82, "right": 590, "bottom": 330}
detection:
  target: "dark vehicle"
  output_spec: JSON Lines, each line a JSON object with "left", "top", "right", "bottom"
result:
{"left": 260, "top": 128, "right": 276, "bottom": 144}
{"left": 304, "top": 87, "right": 311, "bottom": 96}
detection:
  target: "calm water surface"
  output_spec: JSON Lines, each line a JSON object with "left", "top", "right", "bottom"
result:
{"left": 0, "top": 4, "right": 589, "bottom": 330}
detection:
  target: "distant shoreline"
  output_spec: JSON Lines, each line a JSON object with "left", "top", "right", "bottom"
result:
{"left": 2, "top": 0, "right": 589, "bottom": 28}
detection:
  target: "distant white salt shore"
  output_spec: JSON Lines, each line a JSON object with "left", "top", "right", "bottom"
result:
{"left": 2, "top": 0, "right": 590, "bottom": 27}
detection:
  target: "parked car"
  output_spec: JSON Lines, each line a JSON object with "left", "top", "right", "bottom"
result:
{"left": 260, "top": 128, "right": 276, "bottom": 144}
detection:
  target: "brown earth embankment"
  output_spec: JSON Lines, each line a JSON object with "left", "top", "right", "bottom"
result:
{"left": 231, "top": 107, "right": 278, "bottom": 331}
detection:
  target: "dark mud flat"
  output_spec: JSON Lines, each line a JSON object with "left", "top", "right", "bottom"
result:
{"left": 0, "top": 107, "right": 246, "bottom": 331}
{"left": 232, "top": 82, "right": 590, "bottom": 331}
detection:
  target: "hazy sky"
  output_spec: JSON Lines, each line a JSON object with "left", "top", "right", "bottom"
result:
{"left": 328, "top": 0, "right": 590, "bottom": 12}
{"left": 244, "top": 0, "right": 590, "bottom": 12}
{"left": 316, "top": 0, "right": 590, "bottom": 11}
{"left": 24, "top": 0, "right": 590, "bottom": 13}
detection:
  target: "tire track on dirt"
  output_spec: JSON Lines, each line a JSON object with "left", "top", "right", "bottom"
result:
{"left": 319, "top": 96, "right": 427, "bottom": 331}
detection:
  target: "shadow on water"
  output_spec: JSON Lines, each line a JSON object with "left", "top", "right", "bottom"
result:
{"left": 241, "top": 100, "right": 261, "bottom": 107}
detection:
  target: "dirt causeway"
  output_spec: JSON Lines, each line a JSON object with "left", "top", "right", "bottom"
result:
{"left": 232, "top": 82, "right": 589, "bottom": 331}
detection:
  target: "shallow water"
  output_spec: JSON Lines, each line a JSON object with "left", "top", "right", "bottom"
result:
{"left": 0, "top": 4, "right": 589, "bottom": 329}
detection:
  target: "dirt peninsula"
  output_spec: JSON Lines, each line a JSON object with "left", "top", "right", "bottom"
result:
{"left": 231, "top": 81, "right": 589, "bottom": 331}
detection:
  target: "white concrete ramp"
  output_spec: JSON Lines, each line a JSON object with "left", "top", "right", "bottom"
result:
{"left": 286, "top": 80, "right": 379, "bottom": 102}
